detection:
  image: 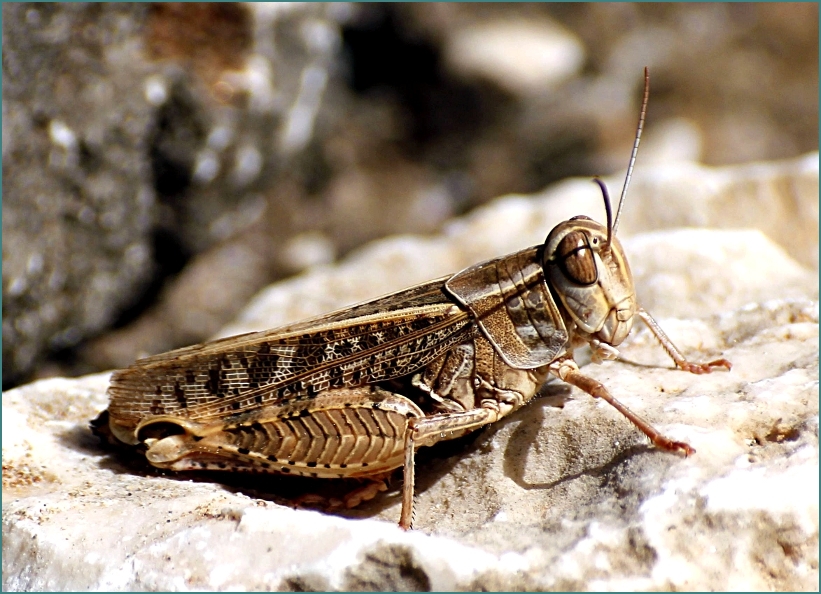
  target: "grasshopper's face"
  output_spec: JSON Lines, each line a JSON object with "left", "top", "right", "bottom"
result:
{"left": 542, "top": 216, "right": 636, "bottom": 346}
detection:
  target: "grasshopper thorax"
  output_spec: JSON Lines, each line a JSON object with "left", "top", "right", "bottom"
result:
{"left": 541, "top": 216, "right": 636, "bottom": 347}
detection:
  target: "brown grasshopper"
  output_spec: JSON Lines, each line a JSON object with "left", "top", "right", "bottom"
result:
{"left": 95, "top": 69, "right": 730, "bottom": 529}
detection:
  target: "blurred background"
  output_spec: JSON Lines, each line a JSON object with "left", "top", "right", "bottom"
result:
{"left": 3, "top": 2, "right": 818, "bottom": 388}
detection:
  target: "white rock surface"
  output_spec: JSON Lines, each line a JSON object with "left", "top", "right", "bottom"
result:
{"left": 444, "top": 18, "right": 585, "bottom": 96}
{"left": 3, "top": 154, "right": 818, "bottom": 591}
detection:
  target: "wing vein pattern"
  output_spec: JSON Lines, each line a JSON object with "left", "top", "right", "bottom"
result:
{"left": 108, "top": 278, "right": 472, "bottom": 425}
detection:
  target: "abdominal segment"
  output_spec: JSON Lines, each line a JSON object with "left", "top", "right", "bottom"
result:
{"left": 142, "top": 388, "right": 424, "bottom": 479}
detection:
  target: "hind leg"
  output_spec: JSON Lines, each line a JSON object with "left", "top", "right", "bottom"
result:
{"left": 292, "top": 472, "right": 392, "bottom": 510}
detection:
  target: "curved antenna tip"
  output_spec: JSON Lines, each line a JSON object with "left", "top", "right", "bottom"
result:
{"left": 612, "top": 68, "right": 650, "bottom": 238}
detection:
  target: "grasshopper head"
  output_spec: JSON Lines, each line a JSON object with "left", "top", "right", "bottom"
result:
{"left": 541, "top": 216, "right": 636, "bottom": 346}
{"left": 540, "top": 67, "right": 652, "bottom": 348}
{"left": 540, "top": 62, "right": 650, "bottom": 348}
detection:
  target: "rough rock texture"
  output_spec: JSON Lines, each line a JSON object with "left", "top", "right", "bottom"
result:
{"left": 2, "top": 3, "right": 348, "bottom": 383}
{"left": 2, "top": 4, "right": 156, "bottom": 382}
{"left": 2, "top": 155, "right": 818, "bottom": 590}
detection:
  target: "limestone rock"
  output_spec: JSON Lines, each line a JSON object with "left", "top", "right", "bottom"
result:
{"left": 3, "top": 156, "right": 818, "bottom": 590}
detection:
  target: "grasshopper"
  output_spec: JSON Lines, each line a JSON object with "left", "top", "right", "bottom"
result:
{"left": 95, "top": 69, "right": 730, "bottom": 529}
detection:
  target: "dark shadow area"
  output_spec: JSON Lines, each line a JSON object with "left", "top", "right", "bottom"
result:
{"left": 67, "top": 415, "right": 487, "bottom": 523}
{"left": 341, "top": 4, "right": 502, "bottom": 155}
{"left": 510, "top": 442, "right": 655, "bottom": 492}
{"left": 58, "top": 423, "right": 169, "bottom": 478}
{"left": 500, "top": 381, "right": 660, "bottom": 493}
{"left": 501, "top": 383, "right": 575, "bottom": 491}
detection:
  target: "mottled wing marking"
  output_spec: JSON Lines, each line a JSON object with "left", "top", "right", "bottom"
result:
{"left": 125, "top": 276, "right": 452, "bottom": 366}
{"left": 108, "top": 279, "right": 472, "bottom": 427}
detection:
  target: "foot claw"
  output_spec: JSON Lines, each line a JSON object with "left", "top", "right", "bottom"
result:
{"left": 672, "top": 441, "right": 696, "bottom": 457}
{"left": 680, "top": 358, "right": 732, "bottom": 374}
{"left": 654, "top": 437, "right": 696, "bottom": 457}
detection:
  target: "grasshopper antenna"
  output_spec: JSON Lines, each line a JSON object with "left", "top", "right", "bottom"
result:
{"left": 611, "top": 67, "right": 650, "bottom": 239}
{"left": 593, "top": 177, "right": 613, "bottom": 247}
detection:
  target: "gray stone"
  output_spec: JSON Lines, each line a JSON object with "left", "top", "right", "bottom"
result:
{"left": 2, "top": 4, "right": 156, "bottom": 383}
{"left": 2, "top": 3, "right": 351, "bottom": 382}
{"left": 443, "top": 17, "right": 585, "bottom": 96}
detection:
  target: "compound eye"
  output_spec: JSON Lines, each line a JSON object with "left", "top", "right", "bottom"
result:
{"left": 556, "top": 230, "right": 597, "bottom": 285}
